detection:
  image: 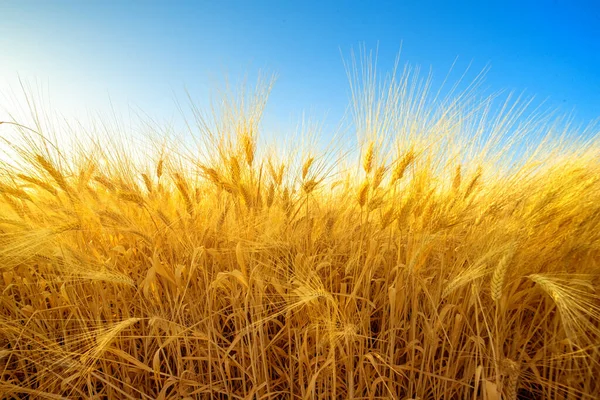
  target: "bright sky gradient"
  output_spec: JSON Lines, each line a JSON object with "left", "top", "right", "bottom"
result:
{"left": 1, "top": 1, "right": 599, "bottom": 136}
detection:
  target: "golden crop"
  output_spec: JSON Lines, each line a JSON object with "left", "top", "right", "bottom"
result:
{"left": 1, "top": 57, "right": 599, "bottom": 399}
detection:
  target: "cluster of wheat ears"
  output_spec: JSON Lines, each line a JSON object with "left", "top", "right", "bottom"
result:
{"left": 0, "top": 55, "right": 599, "bottom": 399}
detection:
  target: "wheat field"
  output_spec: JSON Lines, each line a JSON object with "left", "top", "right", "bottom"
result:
{"left": 1, "top": 58, "right": 599, "bottom": 399}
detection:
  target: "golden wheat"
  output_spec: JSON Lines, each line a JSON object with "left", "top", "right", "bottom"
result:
{"left": 490, "top": 252, "right": 512, "bottom": 302}
{"left": 391, "top": 148, "right": 415, "bottom": 183}
{"left": 362, "top": 141, "right": 375, "bottom": 174}
{"left": 357, "top": 179, "right": 370, "bottom": 207}
{"left": 36, "top": 154, "right": 72, "bottom": 195}
{"left": 0, "top": 55, "right": 599, "bottom": 400}
{"left": 17, "top": 174, "right": 58, "bottom": 196}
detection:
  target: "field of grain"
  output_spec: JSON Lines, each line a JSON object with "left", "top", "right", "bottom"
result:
{"left": 1, "top": 60, "right": 599, "bottom": 399}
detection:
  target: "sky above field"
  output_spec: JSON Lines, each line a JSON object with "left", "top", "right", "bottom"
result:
{"left": 0, "top": 0, "right": 599, "bottom": 139}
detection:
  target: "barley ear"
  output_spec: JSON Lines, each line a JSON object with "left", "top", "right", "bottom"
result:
{"left": 174, "top": 173, "right": 194, "bottom": 216}
{"left": 142, "top": 173, "right": 153, "bottom": 193}
{"left": 201, "top": 166, "right": 221, "bottom": 186}
{"left": 156, "top": 159, "right": 164, "bottom": 179}
{"left": 502, "top": 359, "right": 520, "bottom": 400}
{"left": 392, "top": 149, "right": 415, "bottom": 183}
{"left": 363, "top": 141, "right": 375, "bottom": 174}
{"left": 266, "top": 183, "right": 275, "bottom": 207}
{"left": 18, "top": 174, "right": 58, "bottom": 196}
{"left": 0, "top": 183, "right": 32, "bottom": 201}
{"left": 372, "top": 166, "right": 386, "bottom": 190}
{"left": 229, "top": 156, "right": 241, "bottom": 183}
{"left": 357, "top": 180, "right": 370, "bottom": 207}
{"left": 302, "top": 156, "right": 314, "bottom": 180}
{"left": 464, "top": 166, "right": 482, "bottom": 199}
{"left": 242, "top": 133, "right": 255, "bottom": 166}
{"left": 490, "top": 255, "right": 509, "bottom": 301}
{"left": 302, "top": 179, "right": 318, "bottom": 194}
{"left": 118, "top": 191, "right": 145, "bottom": 207}
{"left": 36, "top": 155, "right": 71, "bottom": 195}
{"left": 94, "top": 175, "right": 116, "bottom": 191}
{"left": 452, "top": 164, "right": 461, "bottom": 192}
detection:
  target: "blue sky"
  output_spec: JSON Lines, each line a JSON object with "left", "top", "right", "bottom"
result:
{"left": 1, "top": 0, "right": 599, "bottom": 138}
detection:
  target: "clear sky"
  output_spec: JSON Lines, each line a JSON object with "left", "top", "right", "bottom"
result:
{"left": 1, "top": 0, "right": 599, "bottom": 138}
